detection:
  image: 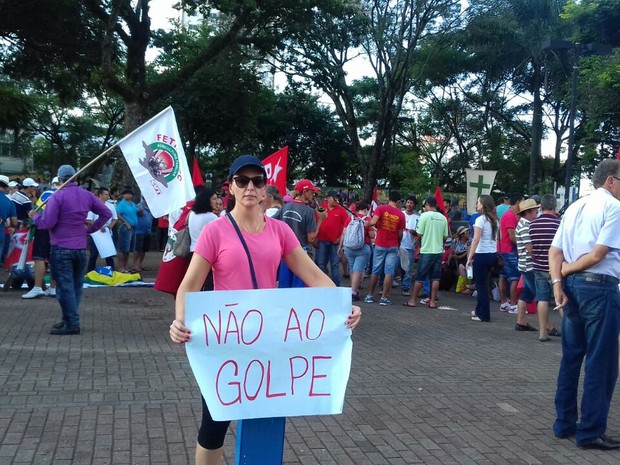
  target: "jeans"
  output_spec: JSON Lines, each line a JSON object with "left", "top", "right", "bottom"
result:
{"left": 371, "top": 246, "right": 399, "bottom": 276}
{"left": 472, "top": 252, "right": 496, "bottom": 322}
{"left": 401, "top": 248, "right": 415, "bottom": 291}
{"left": 553, "top": 273, "right": 620, "bottom": 445}
{"left": 51, "top": 246, "right": 87, "bottom": 329}
{"left": 87, "top": 236, "right": 115, "bottom": 272}
{"left": 416, "top": 253, "right": 442, "bottom": 282}
{"left": 344, "top": 244, "right": 371, "bottom": 274}
{"left": 316, "top": 240, "right": 340, "bottom": 286}
{"left": 0, "top": 232, "right": 5, "bottom": 266}
{"left": 499, "top": 252, "right": 520, "bottom": 281}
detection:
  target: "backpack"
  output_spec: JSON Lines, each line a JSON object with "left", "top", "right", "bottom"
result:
{"left": 343, "top": 217, "right": 365, "bottom": 250}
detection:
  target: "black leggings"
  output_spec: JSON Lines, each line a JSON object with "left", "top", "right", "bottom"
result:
{"left": 198, "top": 396, "right": 231, "bottom": 450}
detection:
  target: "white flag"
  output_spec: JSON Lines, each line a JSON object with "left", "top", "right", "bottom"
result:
{"left": 118, "top": 107, "right": 194, "bottom": 218}
{"left": 465, "top": 169, "right": 497, "bottom": 214}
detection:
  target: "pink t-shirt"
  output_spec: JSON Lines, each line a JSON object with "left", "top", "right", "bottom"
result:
{"left": 194, "top": 216, "right": 300, "bottom": 290}
{"left": 499, "top": 209, "right": 518, "bottom": 254}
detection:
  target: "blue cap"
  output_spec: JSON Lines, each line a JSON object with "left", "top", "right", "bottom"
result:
{"left": 228, "top": 155, "right": 267, "bottom": 180}
{"left": 57, "top": 165, "right": 77, "bottom": 179}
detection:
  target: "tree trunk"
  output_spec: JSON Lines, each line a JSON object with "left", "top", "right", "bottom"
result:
{"left": 114, "top": 100, "right": 149, "bottom": 191}
{"left": 529, "top": 66, "right": 543, "bottom": 193}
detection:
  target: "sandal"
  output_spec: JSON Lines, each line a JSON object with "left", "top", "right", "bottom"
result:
{"left": 403, "top": 302, "right": 416, "bottom": 307}
{"left": 548, "top": 327, "right": 561, "bottom": 337}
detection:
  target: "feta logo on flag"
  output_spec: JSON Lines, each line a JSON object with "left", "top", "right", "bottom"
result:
{"left": 118, "top": 107, "right": 195, "bottom": 218}
{"left": 139, "top": 139, "right": 180, "bottom": 188}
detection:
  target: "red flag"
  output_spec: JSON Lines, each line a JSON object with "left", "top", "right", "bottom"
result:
{"left": 369, "top": 186, "right": 378, "bottom": 216}
{"left": 154, "top": 201, "right": 194, "bottom": 297}
{"left": 191, "top": 155, "right": 204, "bottom": 187}
{"left": 616, "top": 146, "right": 620, "bottom": 160}
{"left": 262, "top": 147, "right": 288, "bottom": 196}
{"left": 434, "top": 186, "right": 448, "bottom": 220}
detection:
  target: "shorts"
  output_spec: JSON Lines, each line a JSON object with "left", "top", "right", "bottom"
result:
{"left": 134, "top": 233, "right": 151, "bottom": 253}
{"left": 534, "top": 271, "right": 552, "bottom": 302}
{"left": 344, "top": 244, "right": 371, "bottom": 273}
{"left": 371, "top": 246, "right": 399, "bottom": 277}
{"left": 519, "top": 270, "right": 536, "bottom": 303}
{"left": 499, "top": 253, "right": 520, "bottom": 282}
{"left": 415, "top": 253, "right": 443, "bottom": 282}
{"left": 117, "top": 224, "right": 136, "bottom": 253}
{"left": 32, "top": 228, "right": 51, "bottom": 261}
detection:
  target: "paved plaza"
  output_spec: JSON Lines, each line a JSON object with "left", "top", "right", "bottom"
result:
{"left": 0, "top": 254, "right": 618, "bottom": 464}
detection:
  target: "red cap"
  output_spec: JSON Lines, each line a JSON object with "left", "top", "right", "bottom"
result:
{"left": 294, "top": 179, "right": 320, "bottom": 192}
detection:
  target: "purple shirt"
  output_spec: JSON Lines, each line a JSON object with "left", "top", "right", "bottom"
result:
{"left": 33, "top": 183, "right": 111, "bottom": 249}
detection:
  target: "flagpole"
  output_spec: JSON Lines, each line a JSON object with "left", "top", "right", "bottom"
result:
{"left": 34, "top": 106, "right": 173, "bottom": 211}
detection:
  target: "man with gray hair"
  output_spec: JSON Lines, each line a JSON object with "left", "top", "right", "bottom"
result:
{"left": 550, "top": 159, "right": 620, "bottom": 449}
{"left": 29, "top": 165, "right": 111, "bottom": 335}
{"left": 529, "top": 194, "right": 562, "bottom": 341}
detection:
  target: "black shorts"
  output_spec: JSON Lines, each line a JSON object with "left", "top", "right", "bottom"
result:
{"left": 32, "top": 229, "right": 51, "bottom": 261}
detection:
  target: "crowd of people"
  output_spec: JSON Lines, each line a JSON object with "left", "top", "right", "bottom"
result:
{"left": 2, "top": 157, "right": 619, "bottom": 456}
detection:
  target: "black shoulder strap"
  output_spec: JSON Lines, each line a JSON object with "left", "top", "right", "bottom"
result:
{"left": 226, "top": 212, "right": 259, "bottom": 290}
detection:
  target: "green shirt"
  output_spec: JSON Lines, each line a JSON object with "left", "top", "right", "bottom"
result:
{"left": 416, "top": 210, "right": 448, "bottom": 254}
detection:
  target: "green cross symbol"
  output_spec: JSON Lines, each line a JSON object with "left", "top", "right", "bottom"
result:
{"left": 469, "top": 175, "right": 491, "bottom": 197}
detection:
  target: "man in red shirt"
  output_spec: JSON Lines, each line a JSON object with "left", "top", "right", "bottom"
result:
{"left": 316, "top": 190, "right": 348, "bottom": 285}
{"left": 498, "top": 193, "right": 523, "bottom": 313}
{"left": 365, "top": 190, "right": 406, "bottom": 306}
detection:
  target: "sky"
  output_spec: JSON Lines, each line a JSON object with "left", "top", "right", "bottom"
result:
{"left": 144, "top": 1, "right": 590, "bottom": 195}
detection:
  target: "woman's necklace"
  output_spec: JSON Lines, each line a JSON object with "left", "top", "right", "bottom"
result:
{"left": 233, "top": 214, "right": 263, "bottom": 233}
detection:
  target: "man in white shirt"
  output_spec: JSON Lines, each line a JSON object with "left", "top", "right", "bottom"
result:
{"left": 550, "top": 159, "right": 620, "bottom": 450}
{"left": 400, "top": 196, "right": 419, "bottom": 296}
{"left": 86, "top": 187, "right": 118, "bottom": 271}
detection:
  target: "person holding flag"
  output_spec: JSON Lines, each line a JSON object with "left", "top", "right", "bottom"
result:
{"left": 29, "top": 165, "right": 111, "bottom": 335}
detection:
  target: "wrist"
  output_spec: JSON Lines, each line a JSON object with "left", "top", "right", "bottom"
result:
{"left": 551, "top": 278, "right": 562, "bottom": 286}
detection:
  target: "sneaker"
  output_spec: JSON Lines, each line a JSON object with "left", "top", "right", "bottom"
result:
{"left": 379, "top": 297, "right": 392, "bottom": 306}
{"left": 352, "top": 291, "right": 360, "bottom": 302}
{"left": 471, "top": 316, "right": 482, "bottom": 322}
{"left": 507, "top": 305, "right": 519, "bottom": 314}
{"left": 364, "top": 295, "right": 374, "bottom": 303}
{"left": 401, "top": 289, "right": 410, "bottom": 296}
{"left": 471, "top": 310, "right": 477, "bottom": 317}
{"left": 419, "top": 297, "right": 430, "bottom": 305}
{"left": 499, "top": 302, "right": 511, "bottom": 312}
{"left": 22, "top": 286, "right": 46, "bottom": 299}
{"left": 471, "top": 291, "right": 478, "bottom": 297}
{"left": 47, "top": 287, "right": 56, "bottom": 297}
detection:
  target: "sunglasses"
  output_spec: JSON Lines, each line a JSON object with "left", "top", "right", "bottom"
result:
{"left": 232, "top": 175, "right": 266, "bottom": 189}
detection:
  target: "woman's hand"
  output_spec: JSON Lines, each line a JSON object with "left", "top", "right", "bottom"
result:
{"left": 169, "top": 319, "right": 191, "bottom": 344}
{"left": 346, "top": 305, "right": 362, "bottom": 330}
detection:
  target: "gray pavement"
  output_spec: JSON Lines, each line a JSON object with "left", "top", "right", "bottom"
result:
{"left": 0, "top": 254, "right": 618, "bottom": 464}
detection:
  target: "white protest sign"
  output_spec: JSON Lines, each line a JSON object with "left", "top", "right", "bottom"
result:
{"left": 185, "top": 287, "right": 353, "bottom": 421}
{"left": 90, "top": 229, "right": 116, "bottom": 258}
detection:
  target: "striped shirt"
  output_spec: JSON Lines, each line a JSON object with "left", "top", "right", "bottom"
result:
{"left": 515, "top": 217, "right": 533, "bottom": 272}
{"left": 529, "top": 213, "right": 561, "bottom": 272}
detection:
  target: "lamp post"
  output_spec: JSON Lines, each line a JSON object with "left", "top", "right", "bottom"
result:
{"left": 542, "top": 40, "right": 612, "bottom": 211}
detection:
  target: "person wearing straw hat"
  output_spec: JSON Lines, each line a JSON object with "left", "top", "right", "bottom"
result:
{"left": 514, "top": 198, "right": 540, "bottom": 333}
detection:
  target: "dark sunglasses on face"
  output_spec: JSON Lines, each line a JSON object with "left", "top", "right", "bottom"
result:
{"left": 232, "top": 175, "right": 266, "bottom": 189}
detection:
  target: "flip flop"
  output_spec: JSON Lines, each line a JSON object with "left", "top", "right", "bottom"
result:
{"left": 428, "top": 304, "right": 438, "bottom": 309}
{"left": 403, "top": 302, "right": 416, "bottom": 307}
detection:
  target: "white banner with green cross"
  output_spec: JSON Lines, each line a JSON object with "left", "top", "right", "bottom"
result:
{"left": 466, "top": 169, "right": 497, "bottom": 215}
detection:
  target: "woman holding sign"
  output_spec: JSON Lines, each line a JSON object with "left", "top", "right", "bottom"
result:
{"left": 169, "top": 155, "right": 361, "bottom": 465}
